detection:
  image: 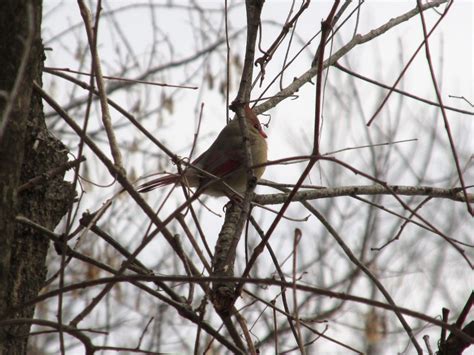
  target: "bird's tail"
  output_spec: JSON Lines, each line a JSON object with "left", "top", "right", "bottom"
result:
{"left": 138, "top": 173, "right": 180, "bottom": 193}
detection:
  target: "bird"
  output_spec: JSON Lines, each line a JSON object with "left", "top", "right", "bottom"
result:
{"left": 138, "top": 104, "right": 268, "bottom": 197}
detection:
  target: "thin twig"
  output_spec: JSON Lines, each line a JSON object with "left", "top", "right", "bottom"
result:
{"left": 17, "top": 156, "right": 85, "bottom": 193}
{"left": 78, "top": 0, "right": 124, "bottom": 171}
{"left": 334, "top": 63, "right": 473, "bottom": 116}
{"left": 415, "top": 0, "right": 472, "bottom": 215}
{"left": 44, "top": 66, "right": 197, "bottom": 89}
{"left": 367, "top": 0, "right": 452, "bottom": 126}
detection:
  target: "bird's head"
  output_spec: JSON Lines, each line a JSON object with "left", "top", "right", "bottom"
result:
{"left": 244, "top": 104, "right": 267, "bottom": 139}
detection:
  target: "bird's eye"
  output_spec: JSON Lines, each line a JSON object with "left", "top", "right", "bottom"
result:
{"left": 254, "top": 123, "right": 259, "bottom": 130}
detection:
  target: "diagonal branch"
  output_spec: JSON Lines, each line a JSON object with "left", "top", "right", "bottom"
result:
{"left": 254, "top": 0, "right": 449, "bottom": 115}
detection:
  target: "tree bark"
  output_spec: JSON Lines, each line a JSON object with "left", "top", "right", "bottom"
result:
{"left": 0, "top": 0, "right": 74, "bottom": 354}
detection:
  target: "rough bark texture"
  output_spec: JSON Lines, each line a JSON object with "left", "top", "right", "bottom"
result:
{"left": 0, "top": 0, "right": 74, "bottom": 354}
{"left": 211, "top": 203, "right": 242, "bottom": 315}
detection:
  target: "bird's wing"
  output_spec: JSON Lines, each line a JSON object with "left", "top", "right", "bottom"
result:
{"left": 193, "top": 145, "right": 243, "bottom": 179}
{"left": 191, "top": 119, "right": 245, "bottom": 179}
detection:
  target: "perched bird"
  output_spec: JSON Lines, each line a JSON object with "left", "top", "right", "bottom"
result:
{"left": 139, "top": 104, "right": 268, "bottom": 197}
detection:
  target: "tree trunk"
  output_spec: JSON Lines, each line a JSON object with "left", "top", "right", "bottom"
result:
{"left": 0, "top": 0, "right": 74, "bottom": 354}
